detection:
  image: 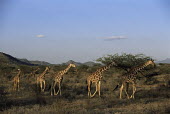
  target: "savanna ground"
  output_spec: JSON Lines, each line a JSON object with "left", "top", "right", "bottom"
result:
{"left": 0, "top": 63, "right": 170, "bottom": 114}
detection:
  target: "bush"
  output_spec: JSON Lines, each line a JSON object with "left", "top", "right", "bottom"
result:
{"left": 158, "top": 64, "right": 170, "bottom": 74}
{"left": 163, "top": 74, "right": 170, "bottom": 87}
{"left": 0, "top": 86, "right": 8, "bottom": 111}
{"left": 77, "top": 65, "right": 89, "bottom": 72}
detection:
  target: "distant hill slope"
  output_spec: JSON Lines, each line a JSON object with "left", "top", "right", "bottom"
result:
{"left": 0, "top": 52, "right": 51, "bottom": 66}
{"left": 157, "top": 58, "right": 170, "bottom": 63}
{"left": 0, "top": 52, "right": 99, "bottom": 66}
{"left": 63, "top": 60, "right": 82, "bottom": 66}
{"left": 0, "top": 52, "right": 35, "bottom": 66}
{"left": 19, "top": 58, "right": 51, "bottom": 65}
{"left": 29, "top": 60, "right": 51, "bottom": 65}
{"left": 63, "top": 60, "right": 98, "bottom": 66}
{"left": 83, "top": 61, "right": 99, "bottom": 66}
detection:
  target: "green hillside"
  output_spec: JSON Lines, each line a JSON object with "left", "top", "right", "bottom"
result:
{"left": 0, "top": 52, "right": 34, "bottom": 66}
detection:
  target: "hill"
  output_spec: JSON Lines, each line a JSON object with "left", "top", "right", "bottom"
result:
{"left": 83, "top": 61, "right": 99, "bottom": 66}
{"left": 0, "top": 52, "right": 35, "bottom": 66}
{"left": 19, "top": 58, "right": 51, "bottom": 65}
{"left": 157, "top": 58, "right": 170, "bottom": 63}
{"left": 0, "top": 52, "right": 98, "bottom": 66}
{"left": 63, "top": 60, "right": 98, "bottom": 66}
{"left": 63, "top": 60, "right": 82, "bottom": 66}
{"left": 29, "top": 60, "right": 51, "bottom": 65}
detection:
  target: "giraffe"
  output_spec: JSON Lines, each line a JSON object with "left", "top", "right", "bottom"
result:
{"left": 119, "top": 60, "right": 155, "bottom": 99}
{"left": 27, "top": 67, "right": 40, "bottom": 80}
{"left": 36, "top": 67, "right": 50, "bottom": 92}
{"left": 13, "top": 69, "right": 21, "bottom": 91}
{"left": 51, "top": 64, "right": 76, "bottom": 96}
{"left": 128, "top": 59, "right": 155, "bottom": 74}
{"left": 87, "top": 61, "right": 116, "bottom": 98}
{"left": 30, "top": 67, "right": 40, "bottom": 78}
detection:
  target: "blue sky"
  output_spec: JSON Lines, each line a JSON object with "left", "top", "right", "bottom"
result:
{"left": 0, "top": 0, "right": 170, "bottom": 63}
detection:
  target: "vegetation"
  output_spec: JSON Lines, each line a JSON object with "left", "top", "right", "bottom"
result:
{"left": 0, "top": 53, "right": 170, "bottom": 113}
{"left": 97, "top": 53, "right": 153, "bottom": 71}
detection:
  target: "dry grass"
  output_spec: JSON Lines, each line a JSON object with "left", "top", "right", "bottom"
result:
{"left": 0, "top": 68, "right": 170, "bottom": 113}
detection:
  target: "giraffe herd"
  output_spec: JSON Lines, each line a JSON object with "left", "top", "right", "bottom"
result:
{"left": 12, "top": 60, "right": 155, "bottom": 99}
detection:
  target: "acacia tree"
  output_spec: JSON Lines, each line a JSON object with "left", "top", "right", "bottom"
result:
{"left": 96, "top": 53, "right": 153, "bottom": 71}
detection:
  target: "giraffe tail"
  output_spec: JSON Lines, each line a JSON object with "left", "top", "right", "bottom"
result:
{"left": 113, "top": 84, "right": 119, "bottom": 91}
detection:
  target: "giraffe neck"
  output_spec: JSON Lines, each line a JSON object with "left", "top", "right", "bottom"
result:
{"left": 96, "top": 62, "right": 116, "bottom": 74}
{"left": 33, "top": 68, "right": 39, "bottom": 73}
{"left": 58, "top": 65, "right": 72, "bottom": 76}
{"left": 17, "top": 70, "right": 21, "bottom": 77}
{"left": 40, "top": 68, "right": 48, "bottom": 78}
{"left": 131, "top": 61, "right": 152, "bottom": 73}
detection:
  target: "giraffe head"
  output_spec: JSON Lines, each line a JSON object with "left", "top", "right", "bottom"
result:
{"left": 45, "top": 66, "right": 50, "bottom": 72}
{"left": 17, "top": 69, "right": 21, "bottom": 77}
{"left": 146, "top": 59, "right": 155, "bottom": 67}
{"left": 69, "top": 64, "right": 76, "bottom": 68}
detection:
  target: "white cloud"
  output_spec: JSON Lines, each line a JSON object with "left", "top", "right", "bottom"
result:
{"left": 103, "top": 35, "right": 127, "bottom": 41}
{"left": 36, "top": 35, "right": 45, "bottom": 38}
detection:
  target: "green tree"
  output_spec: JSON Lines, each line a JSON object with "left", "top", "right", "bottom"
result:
{"left": 96, "top": 53, "right": 153, "bottom": 71}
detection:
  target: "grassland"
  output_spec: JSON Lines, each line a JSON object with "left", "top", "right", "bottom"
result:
{"left": 0, "top": 64, "right": 170, "bottom": 114}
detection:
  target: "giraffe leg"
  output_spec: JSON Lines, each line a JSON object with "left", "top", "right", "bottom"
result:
{"left": 18, "top": 79, "right": 20, "bottom": 91}
{"left": 120, "top": 84, "right": 124, "bottom": 99}
{"left": 42, "top": 80, "right": 45, "bottom": 92}
{"left": 36, "top": 78, "right": 39, "bottom": 88}
{"left": 14, "top": 81, "right": 17, "bottom": 91}
{"left": 51, "top": 81, "right": 54, "bottom": 96}
{"left": 16, "top": 81, "right": 18, "bottom": 91}
{"left": 124, "top": 83, "right": 130, "bottom": 99}
{"left": 130, "top": 89, "right": 133, "bottom": 98}
{"left": 55, "top": 83, "right": 60, "bottom": 95}
{"left": 133, "top": 85, "right": 136, "bottom": 99}
{"left": 87, "top": 84, "right": 90, "bottom": 98}
{"left": 42, "top": 81, "right": 45, "bottom": 92}
{"left": 15, "top": 82, "right": 17, "bottom": 91}
{"left": 59, "top": 83, "right": 62, "bottom": 96}
{"left": 40, "top": 81, "right": 43, "bottom": 92}
{"left": 91, "top": 82, "right": 98, "bottom": 98}
{"left": 17, "top": 82, "right": 19, "bottom": 91}
{"left": 54, "top": 82, "right": 60, "bottom": 96}
{"left": 98, "top": 81, "right": 101, "bottom": 97}
{"left": 87, "top": 81, "right": 91, "bottom": 98}
{"left": 130, "top": 83, "right": 136, "bottom": 99}
{"left": 42, "top": 81, "right": 44, "bottom": 92}
{"left": 53, "top": 81, "right": 57, "bottom": 96}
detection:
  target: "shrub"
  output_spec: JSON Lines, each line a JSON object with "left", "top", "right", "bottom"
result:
{"left": 0, "top": 86, "right": 8, "bottom": 111}
{"left": 163, "top": 74, "right": 170, "bottom": 87}
{"left": 158, "top": 64, "right": 170, "bottom": 74}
